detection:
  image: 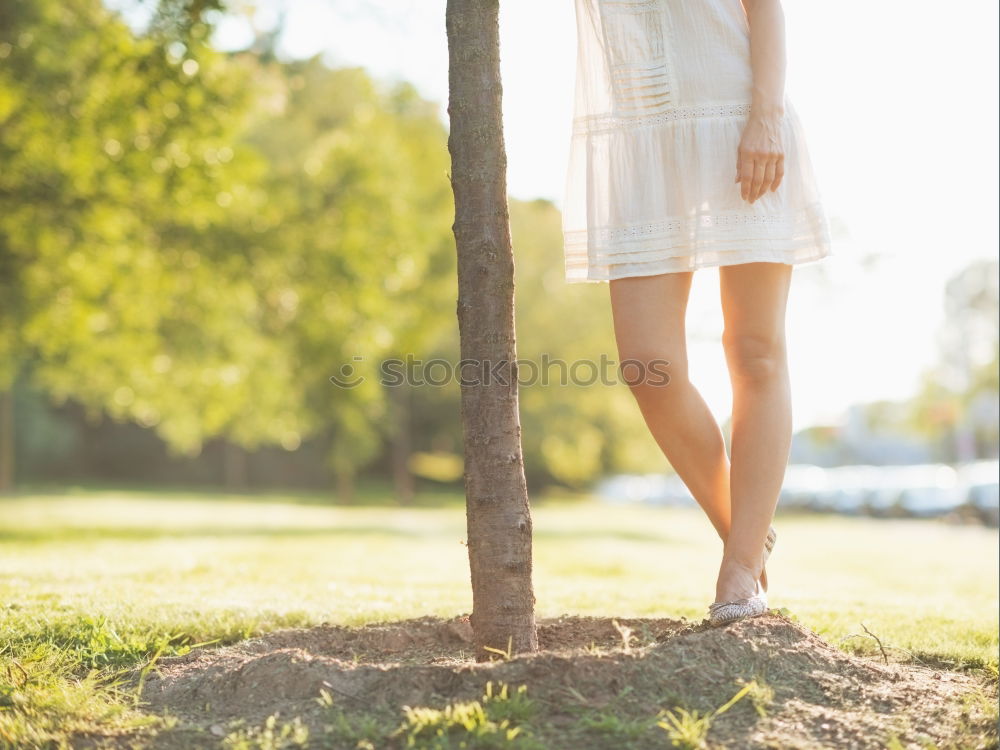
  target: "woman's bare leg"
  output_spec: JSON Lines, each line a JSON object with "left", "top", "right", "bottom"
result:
{"left": 609, "top": 272, "right": 733, "bottom": 542}
{"left": 716, "top": 261, "right": 793, "bottom": 603}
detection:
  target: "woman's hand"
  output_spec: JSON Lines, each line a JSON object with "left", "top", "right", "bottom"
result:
{"left": 736, "top": 112, "right": 785, "bottom": 203}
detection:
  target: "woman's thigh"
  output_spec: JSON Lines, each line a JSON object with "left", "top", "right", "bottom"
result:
{"left": 718, "top": 262, "right": 793, "bottom": 370}
{"left": 608, "top": 271, "right": 694, "bottom": 384}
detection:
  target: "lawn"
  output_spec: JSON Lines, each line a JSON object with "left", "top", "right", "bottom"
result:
{"left": 1, "top": 487, "right": 997, "bottom": 747}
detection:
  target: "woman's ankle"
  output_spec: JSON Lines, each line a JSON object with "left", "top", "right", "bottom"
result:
{"left": 720, "top": 548, "right": 763, "bottom": 578}
{"left": 715, "top": 556, "right": 761, "bottom": 602}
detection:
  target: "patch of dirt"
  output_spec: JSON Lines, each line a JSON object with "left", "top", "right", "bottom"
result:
{"left": 137, "top": 612, "right": 998, "bottom": 749}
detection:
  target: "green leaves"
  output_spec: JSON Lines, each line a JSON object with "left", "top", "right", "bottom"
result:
{"left": 1, "top": 0, "right": 661, "bottom": 490}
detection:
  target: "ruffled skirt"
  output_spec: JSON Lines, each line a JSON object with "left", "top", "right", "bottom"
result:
{"left": 562, "top": 99, "right": 833, "bottom": 283}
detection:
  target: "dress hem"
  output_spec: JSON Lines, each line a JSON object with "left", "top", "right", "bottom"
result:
{"left": 564, "top": 242, "right": 833, "bottom": 284}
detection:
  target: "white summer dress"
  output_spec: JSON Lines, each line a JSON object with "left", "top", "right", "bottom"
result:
{"left": 562, "top": 0, "right": 834, "bottom": 283}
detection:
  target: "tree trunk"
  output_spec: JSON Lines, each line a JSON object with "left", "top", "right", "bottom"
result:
{"left": 389, "top": 383, "right": 415, "bottom": 505}
{"left": 445, "top": 0, "right": 538, "bottom": 660}
{"left": 335, "top": 467, "right": 355, "bottom": 504}
{"left": 223, "top": 441, "right": 248, "bottom": 490}
{"left": 0, "top": 389, "right": 12, "bottom": 494}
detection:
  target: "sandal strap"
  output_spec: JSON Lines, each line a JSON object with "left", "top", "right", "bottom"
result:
{"left": 762, "top": 526, "right": 777, "bottom": 569}
{"left": 710, "top": 597, "right": 754, "bottom": 611}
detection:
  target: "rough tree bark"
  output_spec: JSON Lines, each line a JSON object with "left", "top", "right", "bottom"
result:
{"left": 445, "top": 0, "right": 538, "bottom": 660}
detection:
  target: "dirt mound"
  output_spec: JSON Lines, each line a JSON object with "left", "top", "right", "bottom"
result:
{"left": 138, "top": 612, "right": 997, "bottom": 749}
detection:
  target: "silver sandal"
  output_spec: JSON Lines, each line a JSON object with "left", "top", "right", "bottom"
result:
{"left": 708, "top": 577, "right": 768, "bottom": 626}
{"left": 760, "top": 525, "right": 776, "bottom": 592}
{"left": 708, "top": 525, "right": 776, "bottom": 627}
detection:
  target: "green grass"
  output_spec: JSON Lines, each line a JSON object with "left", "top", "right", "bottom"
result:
{"left": 0, "top": 487, "right": 997, "bottom": 747}
{"left": 387, "top": 681, "right": 542, "bottom": 749}
{"left": 656, "top": 681, "right": 755, "bottom": 750}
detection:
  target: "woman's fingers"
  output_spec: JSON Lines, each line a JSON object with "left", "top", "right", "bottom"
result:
{"left": 740, "top": 154, "right": 784, "bottom": 202}
{"left": 742, "top": 157, "right": 767, "bottom": 203}
{"left": 760, "top": 159, "right": 777, "bottom": 201}
{"left": 739, "top": 155, "right": 756, "bottom": 200}
{"left": 771, "top": 157, "right": 785, "bottom": 193}
{"left": 751, "top": 160, "right": 768, "bottom": 202}
{"left": 736, "top": 114, "right": 786, "bottom": 202}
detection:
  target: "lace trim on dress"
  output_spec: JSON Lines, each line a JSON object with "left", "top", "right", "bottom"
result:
{"left": 562, "top": 203, "right": 833, "bottom": 282}
{"left": 572, "top": 101, "right": 753, "bottom": 136}
{"left": 564, "top": 243, "right": 832, "bottom": 283}
{"left": 563, "top": 202, "right": 826, "bottom": 254}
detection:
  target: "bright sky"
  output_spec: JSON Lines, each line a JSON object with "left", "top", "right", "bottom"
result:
{"left": 205, "top": 0, "right": 999, "bottom": 431}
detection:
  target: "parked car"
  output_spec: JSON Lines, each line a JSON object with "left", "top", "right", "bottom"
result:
{"left": 779, "top": 464, "right": 830, "bottom": 510}
{"left": 862, "top": 486, "right": 902, "bottom": 517}
{"left": 897, "top": 484, "right": 966, "bottom": 517}
{"left": 595, "top": 473, "right": 696, "bottom": 507}
{"left": 958, "top": 459, "right": 1000, "bottom": 526}
{"left": 596, "top": 459, "right": 998, "bottom": 525}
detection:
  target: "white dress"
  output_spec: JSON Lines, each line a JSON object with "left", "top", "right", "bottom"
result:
{"left": 562, "top": 0, "right": 834, "bottom": 283}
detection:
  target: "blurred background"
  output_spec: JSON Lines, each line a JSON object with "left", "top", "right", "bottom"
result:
{"left": 0, "top": 0, "right": 997, "bottom": 526}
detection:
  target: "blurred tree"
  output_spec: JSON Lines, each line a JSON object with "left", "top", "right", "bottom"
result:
{"left": 0, "top": 0, "right": 460, "bottom": 496}
{"left": 0, "top": 0, "right": 305, "bottom": 487}
{"left": 0, "top": 0, "right": 695, "bottom": 496}
{"left": 238, "top": 58, "right": 456, "bottom": 500}
{"left": 146, "top": 0, "right": 226, "bottom": 40}
{"left": 908, "top": 259, "right": 1000, "bottom": 461}
{"left": 939, "top": 259, "right": 999, "bottom": 395}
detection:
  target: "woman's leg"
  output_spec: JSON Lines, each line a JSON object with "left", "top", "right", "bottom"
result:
{"left": 609, "top": 272, "right": 733, "bottom": 541}
{"left": 716, "top": 261, "right": 794, "bottom": 603}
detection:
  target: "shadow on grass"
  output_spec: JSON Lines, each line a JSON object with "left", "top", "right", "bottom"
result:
{"left": 5, "top": 481, "right": 598, "bottom": 509}
{"left": 6, "top": 480, "right": 470, "bottom": 508}
{"left": 0, "top": 525, "right": 676, "bottom": 544}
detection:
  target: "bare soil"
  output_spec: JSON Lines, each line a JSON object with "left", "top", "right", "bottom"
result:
{"left": 136, "top": 612, "right": 998, "bottom": 749}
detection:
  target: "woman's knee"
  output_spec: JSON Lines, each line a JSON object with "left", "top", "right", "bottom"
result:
{"left": 722, "top": 330, "right": 787, "bottom": 384}
{"left": 616, "top": 349, "right": 688, "bottom": 401}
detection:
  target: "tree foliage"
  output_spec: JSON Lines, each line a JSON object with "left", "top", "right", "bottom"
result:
{"left": 0, "top": 0, "right": 682, "bottom": 491}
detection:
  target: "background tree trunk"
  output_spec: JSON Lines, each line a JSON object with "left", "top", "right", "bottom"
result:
{"left": 389, "top": 383, "right": 415, "bottom": 505}
{"left": 445, "top": 0, "right": 538, "bottom": 660}
{"left": 223, "top": 442, "right": 248, "bottom": 490}
{"left": 0, "top": 389, "right": 13, "bottom": 494}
